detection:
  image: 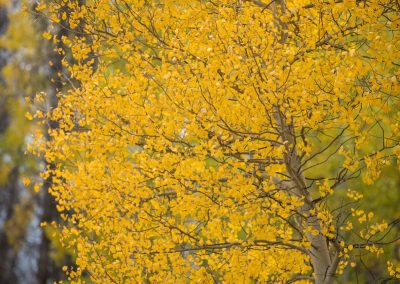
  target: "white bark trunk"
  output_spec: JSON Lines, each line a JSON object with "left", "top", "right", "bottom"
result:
{"left": 274, "top": 108, "right": 337, "bottom": 284}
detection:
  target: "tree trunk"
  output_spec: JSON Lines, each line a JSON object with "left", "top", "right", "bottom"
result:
{"left": 274, "top": 108, "right": 337, "bottom": 284}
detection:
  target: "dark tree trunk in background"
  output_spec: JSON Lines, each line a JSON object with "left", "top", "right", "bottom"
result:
{"left": 37, "top": 184, "right": 59, "bottom": 284}
{"left": 36, "top": 11, "right": 67, "bottom": 284}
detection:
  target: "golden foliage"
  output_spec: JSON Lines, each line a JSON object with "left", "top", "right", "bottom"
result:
{"left": 33, "top": 0, "right": 400, "bottom": 282}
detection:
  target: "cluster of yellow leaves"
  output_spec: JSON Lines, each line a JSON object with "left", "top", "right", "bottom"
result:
{"left": 387, "top": 261, "right": 400, "bottom": 279}
{"left": 32, "top": 0, "right": 400, "bottom": 282}
{"left": 337, "top": 241, "right": 356, "bottom": 274}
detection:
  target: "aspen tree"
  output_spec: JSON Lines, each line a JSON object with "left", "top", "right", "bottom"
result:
{"left": 35, "top": 0, "right": 400, "bottom": 283}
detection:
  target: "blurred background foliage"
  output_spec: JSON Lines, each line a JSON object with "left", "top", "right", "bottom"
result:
{"left": 341, "top": 165, "right": 400, "bottom": 282}
{"left": 0, "top": 0, "right": 70, "bottom": 283}
{"left": 305, "top": 121, "right": 400, "bottom": 282}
